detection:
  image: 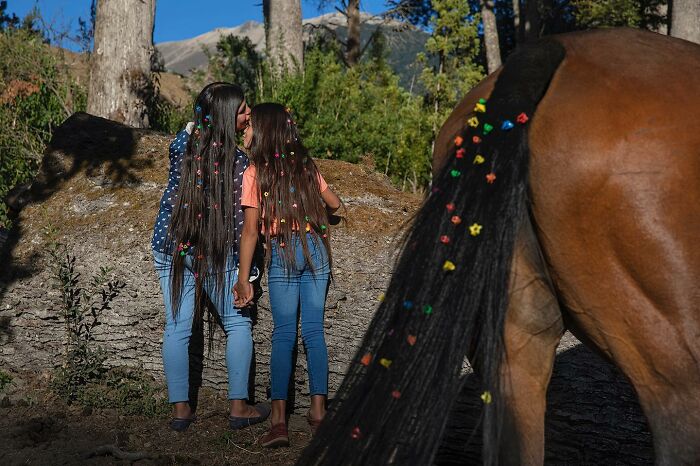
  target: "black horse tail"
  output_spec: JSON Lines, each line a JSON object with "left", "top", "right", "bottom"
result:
{"left": 298, "top": 40, "right": 566, "bottom": 466}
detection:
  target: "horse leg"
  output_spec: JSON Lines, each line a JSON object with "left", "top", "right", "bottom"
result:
{"left": 498, "top": 217, "right": 565, "bottom": 466}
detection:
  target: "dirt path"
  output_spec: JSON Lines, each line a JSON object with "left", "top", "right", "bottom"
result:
{"left": 1, "top": 375, "right": 311, "bottom": 466}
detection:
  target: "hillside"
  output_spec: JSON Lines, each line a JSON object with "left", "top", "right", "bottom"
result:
{"left": 156, "top": 12, "right": 429, "bottom": 87}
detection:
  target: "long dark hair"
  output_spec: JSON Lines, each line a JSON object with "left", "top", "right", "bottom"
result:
{"left": 248, "top": 102, "right": 332, "bottom": 270}
{"left": 298, "top": 40, "right": 566, "bottom": 465}
{"left": 165, "top": 82, "right": 247, "bottom": 319}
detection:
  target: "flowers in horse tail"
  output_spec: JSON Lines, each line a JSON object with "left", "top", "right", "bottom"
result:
{"left": 177, "top": 241, "right": 192, "bottom": 256}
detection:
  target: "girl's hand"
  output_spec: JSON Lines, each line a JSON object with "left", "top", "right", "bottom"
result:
{"left": 233, "top": 280, "right": 254, "bottom": 307}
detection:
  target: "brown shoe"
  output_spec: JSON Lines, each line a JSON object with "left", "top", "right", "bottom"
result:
{"left": 260, "top": 423, "right": 289, "bottom": 448}
{"left": 306, "top": 411, "right": 323, "bottom": 434}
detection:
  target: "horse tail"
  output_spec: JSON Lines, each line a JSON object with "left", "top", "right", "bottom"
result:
{"left": 298, "top": 39, "right": 566, "bottom": 466}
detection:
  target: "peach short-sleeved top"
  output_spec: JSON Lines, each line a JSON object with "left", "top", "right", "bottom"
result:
{"left": 241, "top": 164, "right": 328, "bottom": 235}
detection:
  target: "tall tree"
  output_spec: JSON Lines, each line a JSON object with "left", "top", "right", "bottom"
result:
{"left": 263, "top": 0, "right": 304, "bottom": 73}
{"left": 669, "top": 0, "right": 700, "bottom": 44}
{"left": 481, "top": 0, "right": 502, "bottom": 72}
{"left": 346, "top": 0, "right": 361, "bottom": 65}
{"left": 418, "top": 0, "right": 484, "bottom": 140}
{"left": 521, "top": 0, "right": 541, "bottom": 40}
{"left": 87, "top": 0, "right": 155, "bottom": 128}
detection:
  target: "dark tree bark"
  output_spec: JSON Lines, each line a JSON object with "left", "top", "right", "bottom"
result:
{"left": 87, "top": 0, "right": 155, "bottom": 128}
{"left": 669, "top": 0, "right": 700, "bottom": 44}
{"left": 263, "top": 0, "right": 304, "bottom": 74}
{"left": 345, "top": 0, "right": 361, "bottom": 66}
{"left": 521, "top": 0, "right": 541, "bottom": 41}
{"left": 481, "top": 0, "right": 502, "bottom": 73}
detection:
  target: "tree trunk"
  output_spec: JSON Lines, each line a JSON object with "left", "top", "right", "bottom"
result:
{"left": 346, "top": 0, "right": 362, "bottom": 66}
{"left": 263, "top": 0, "right": 304, "bottom": 74}
{"left": 512, "top": 0, "right": 523, "bottom": 44}
{"left": 481, "top": 0, "right": 502, "bottom": 73}
{"left": 669, "top": 0, "right": 700, "bottom": 44}
{"left": 521, "top": 0, "right": 541, "bottom": 41}
{"left": 87, "top": 0, "right": 155, "bottom": 128}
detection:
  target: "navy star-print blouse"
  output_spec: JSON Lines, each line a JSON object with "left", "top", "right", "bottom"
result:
{"left": 151, "top": 125, "right": 249, "bottom": 255}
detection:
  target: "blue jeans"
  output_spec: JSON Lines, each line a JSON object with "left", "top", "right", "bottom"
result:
{"left": 268, "top": 234, "right": 330, "bottom": 400}
{"left": 153, "top": 250, "right": 252, "bottom": 403}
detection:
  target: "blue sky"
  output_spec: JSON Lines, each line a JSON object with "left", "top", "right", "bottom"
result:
{"left": 9, "top": 1, "right": 389, "bottom": 45}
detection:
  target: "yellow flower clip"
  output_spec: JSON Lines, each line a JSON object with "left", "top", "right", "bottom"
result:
{"left": 467, "top": 116, "right": 479, "bottom": 128}
{"left": 442, "top": 260, "right": 456, "bottom": 272}
{"left": 474, "top": 102, "right": 486, "bottom": 113}
{"left": 481, "top": 390, "right": 492, "bottom": 404}
{"left": 379, "top": 358, "right": 392, "bottom": 368}
{"left": 473, "top": 155, "right": 485, "bottom": 164}
{"left": 469, "top": 223, "right": 483, "bottom": 236}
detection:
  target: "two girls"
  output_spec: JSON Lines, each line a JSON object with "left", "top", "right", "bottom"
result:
{"left": 152, "top": 82, "right": 269, "bottom": 431}
{"left": 234, "top": 103, "right": 341, "bottom": 447}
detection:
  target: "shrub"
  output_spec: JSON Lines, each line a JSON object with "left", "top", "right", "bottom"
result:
{"left": 0, "top": 28, "right": 86, "bottom": 228}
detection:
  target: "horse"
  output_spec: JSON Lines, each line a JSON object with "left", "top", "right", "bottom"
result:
{"left": 298, "top": 28, "right": 700, "bottom": 465}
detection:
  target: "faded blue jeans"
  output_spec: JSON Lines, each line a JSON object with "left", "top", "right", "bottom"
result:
{"left": 268, "top": 234, "right": 330, "bottom": 400}
{"left": 153, "top": 250, "right": 252, "bottom": 403}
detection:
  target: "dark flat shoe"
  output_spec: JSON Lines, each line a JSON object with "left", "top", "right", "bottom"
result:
{"left": 229, "top": 402, "right": 271, "bottom": 430}
{"left": 169, "top": 415, "right": 196, "bottom": 432}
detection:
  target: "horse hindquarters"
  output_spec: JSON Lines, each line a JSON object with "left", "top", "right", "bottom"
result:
{"left": 526, "top": 29, "right": 700, "bottom": 465}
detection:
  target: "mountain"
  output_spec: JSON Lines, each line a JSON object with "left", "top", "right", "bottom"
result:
{"left": 156, "top": 12, "right": 429, "bottom": 88}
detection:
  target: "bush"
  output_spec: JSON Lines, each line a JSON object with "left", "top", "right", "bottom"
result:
{"left": 266, "top": 48, "right": 434, "bottom": 189}
{"left": 47, "top": 231, "right": 166, "bottom": 416}
{"left": 0, "top": 28, "right": 86, "bottom": 228}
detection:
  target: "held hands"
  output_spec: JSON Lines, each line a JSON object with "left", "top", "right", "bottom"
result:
{"left": 233, "top": 280, "right": 254, "bottom": 308}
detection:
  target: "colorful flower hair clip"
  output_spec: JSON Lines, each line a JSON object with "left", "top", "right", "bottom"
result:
{"left": 469, "top": 223, "right": 483, "bottom": 236}
{"left": 454, "top": 135, "right": 464, "bottom": 146}
{"left": 486, "top": 172, "right": 496, "bottom": 184}
{"left": 442, "top": 260, "right": 456, "bottom": 271}
{"left": 516, "top": 112, "right": 529, "bottom": 124}
{"left": 467, "top": 117, "right": 479, "bottom": 128}
{"left": 501, "top": 120, "right": 514, "bottom": 131}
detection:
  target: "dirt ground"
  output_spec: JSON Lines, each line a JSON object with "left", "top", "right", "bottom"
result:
{"left": 1, "top": 371, "right": 311, "bottom": 466}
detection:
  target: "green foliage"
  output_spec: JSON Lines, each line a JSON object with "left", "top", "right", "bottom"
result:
{"left": 207, "top": 34, "right": 435, "bottom": 189}
{"left": 202, "top": 2, "right": 485, "bottom": 190}
{"left": 418, "top": 0, "right": 484, "bottom": 135}
{"left": 0, "top": 369, "right": 11, "bottom": 391}
{"left": 208, "top": 35, "right": 263, "bottom": 97}
{"left": 0, "top": 28, "right": 86, "bottom": 228}
{"left": 46, "top": 229, "right": 165, "bottom": 416}
{"left": 572, "top": 0, "right": 667, "bottom": 29}
{"left": 149, "top": 92, "right": 190, "bottom": 134}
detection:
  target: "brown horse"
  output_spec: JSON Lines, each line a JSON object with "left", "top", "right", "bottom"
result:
{"left": 300, "top": 28, "right": 700, "bottom": 465}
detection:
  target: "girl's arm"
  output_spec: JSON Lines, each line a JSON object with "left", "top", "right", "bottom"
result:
{"left": 322, "top": 188, "right": 341, "bottom": 214}
{"left": 233, "top": 206, "right": 259, "bottom": 306}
